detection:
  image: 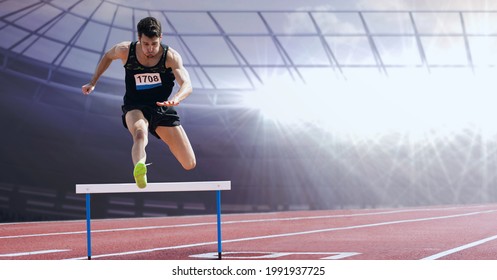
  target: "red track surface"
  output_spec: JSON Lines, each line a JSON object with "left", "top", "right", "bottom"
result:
{"left": 2, "top": 204, "right": 497, "bottom": 260}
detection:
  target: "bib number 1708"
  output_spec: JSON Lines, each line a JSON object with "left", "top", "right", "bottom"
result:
{"left": 134, "top": 73, "right": 162, "bottom": 90}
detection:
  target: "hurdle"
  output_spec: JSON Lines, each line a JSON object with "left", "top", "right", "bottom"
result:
{"left": 75, "top": 181, "right": 231, "bottom": 260}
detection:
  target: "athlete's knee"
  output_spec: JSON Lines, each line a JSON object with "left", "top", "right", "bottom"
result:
{"left": 133, "top": 128, "right": 147, "bottom": 142}
{"left": 182, "top": 158, "right": 196, "bottom": 171}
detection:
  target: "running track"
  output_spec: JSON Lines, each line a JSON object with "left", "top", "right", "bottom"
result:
{"left": 1, "top": 204, "right": 497, "bottom": 260}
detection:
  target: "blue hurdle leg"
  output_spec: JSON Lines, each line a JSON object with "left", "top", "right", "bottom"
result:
{"left": 86, "top": 194, "right": 92, "bottom": 260}
{"left": 216, "top": 190, "right": 222, "bottom": 260}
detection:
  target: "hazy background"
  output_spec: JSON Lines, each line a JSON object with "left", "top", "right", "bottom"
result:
{"left": 2, "top": 0, "right": 497, "bottom": 222}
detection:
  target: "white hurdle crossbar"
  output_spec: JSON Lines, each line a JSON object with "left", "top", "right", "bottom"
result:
{"left": 76, "top": 181, "right": 231, "bottom": 260}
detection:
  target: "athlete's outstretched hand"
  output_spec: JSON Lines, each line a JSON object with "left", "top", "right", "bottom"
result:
{"left": 82, "top": 83, "right": 95, "bottom": 95}
{"left": 156, "top": 98, "right": 179, "bottom": 106}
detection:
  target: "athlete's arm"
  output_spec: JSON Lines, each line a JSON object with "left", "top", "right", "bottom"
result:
{"left": 156, "top": 48, "right": 192, "bottom": 106}
{"left": 82, "top": 41, "right": 130, "bottom": 95}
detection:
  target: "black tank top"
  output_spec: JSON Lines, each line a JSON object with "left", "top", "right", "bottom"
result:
{"left": 123, "top": 41, "right": 175, "bottom": 105}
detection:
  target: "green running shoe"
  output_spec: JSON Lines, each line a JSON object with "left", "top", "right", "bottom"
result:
{"left": 133, "top": 162, "right": 148, "bottom": 189}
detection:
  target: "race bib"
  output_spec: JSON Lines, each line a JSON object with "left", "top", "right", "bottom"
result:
{"left": 134, "top": 73, "right": 162, "bottom": 90}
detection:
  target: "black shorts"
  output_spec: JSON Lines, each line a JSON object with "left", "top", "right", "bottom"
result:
{"left": 121, "top": 104, "right": 181, "bottom": 139}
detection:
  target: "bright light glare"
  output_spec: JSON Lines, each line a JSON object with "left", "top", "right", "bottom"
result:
{"left": 244, "top": 70, "right": 497, "bottom": 139}
{"left": 243, "top": 77, "right": 319, "bottom": 125}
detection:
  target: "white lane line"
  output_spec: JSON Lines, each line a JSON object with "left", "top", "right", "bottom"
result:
{"left": 66, "top": 209, "right": 497, "bottom": 260}
{"left": 190, "top": 251, "right": 362, "bottom": 260}
{"left": 422, "top": 234, "right": 497, "bottom": 260}
{"left": 0, "top": 249, "right": 70, "bottom": 257}
{"left": 0, "top": 208, "right": 457, "bottom": 240}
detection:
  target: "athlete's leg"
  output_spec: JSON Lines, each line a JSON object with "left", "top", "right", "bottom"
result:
{"left": 125, "top": 109, "right": 149, "bottom": 188}
{"left": 125, "top": 109, "right": 149, "bottom": 165}
{"left": 155, "top": 125, "right": 196, "bottom": 170}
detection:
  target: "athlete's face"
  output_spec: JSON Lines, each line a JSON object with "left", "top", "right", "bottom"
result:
{"left": 139, "top": 35, "right": 162, "bottom": 58}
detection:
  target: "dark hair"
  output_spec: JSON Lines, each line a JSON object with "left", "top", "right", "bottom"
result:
{"left": 137, "top": 17, "right": 162, "bottom": 38}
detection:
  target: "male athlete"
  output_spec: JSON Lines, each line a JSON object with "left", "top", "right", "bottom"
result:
{"left": 82, "top": 17, "right": 196, "bottom": 188}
